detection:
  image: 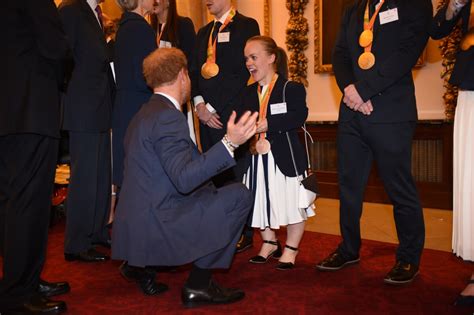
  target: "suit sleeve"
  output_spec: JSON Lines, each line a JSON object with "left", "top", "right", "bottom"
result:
{"left": 332, "top": 5, "right": 358, "bottom": 92}
{"left": 153, "top": 109, "right": 236, "bottom": 194}
{"left": 354, "top": 0, "right": 433, "bottom": 101}
{"left": 430, "top": 4, "right": 464, "bottom": 40}
{"left": 267, "top": 83, "right": 308, "bottom": 133}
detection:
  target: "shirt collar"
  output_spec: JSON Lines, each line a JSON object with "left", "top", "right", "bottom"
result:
{"left": 86, "top": 0, "right": 99, "bottom": 10}
{"left": 215, "top": 7, "right": 233, "bottom": 24}
{"left": 156, "top": 92, "right": 181, "bottom": 111}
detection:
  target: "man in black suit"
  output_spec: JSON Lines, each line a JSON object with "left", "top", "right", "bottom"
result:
{"left": 112, "top": 48, "right": 258, "bottom": 307}
{"left": 58, "top": 0, "right": 114, "bottom": 262}
{"left": 315, "top": 0, "right": 433, "bottom": 285}
{"left": 192, "top": 0, "right": 260, "bottom": 252}
{"left": 0, "top": 0, "right": 70, "bottom": 313}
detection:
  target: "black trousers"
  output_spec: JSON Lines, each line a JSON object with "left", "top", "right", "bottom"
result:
{"left": 0, "top": 134, "right": 58, "bottom": 309}
{"left": 336, "top": 115, "right": 425, "bottom": 265}
{"left": 64, "top": 131, "right": 110, "bottom": 254}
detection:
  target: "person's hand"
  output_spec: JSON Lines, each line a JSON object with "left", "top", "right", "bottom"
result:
{"left": 227, "top": 111, "right": 259, "bottom": 145}
{"left": 256, "top": 118, "right": 268, "bottom": 133}
{"left": 343, "top": 84, "right": 364, "bottom": 109}
{"left": 195, "top": 102, "right": 216, "bottom": 126}
{"left": 356, "top": 100, "right": 374, "bottom": 116}
{"left": 206, "top": 113, "right": 224, "bottom": 129}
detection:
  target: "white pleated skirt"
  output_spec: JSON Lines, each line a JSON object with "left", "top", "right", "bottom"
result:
{"left": 452, "top": 90, "right": 474, "bottom": 261}
{"left": 243, "top": 150, "right": 315, "bottom": 230}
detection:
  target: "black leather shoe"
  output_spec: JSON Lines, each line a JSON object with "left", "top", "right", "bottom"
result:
{"left": 7, "top": 295, "right": 67, "bottom": 314}
{"left": 119, "top": 262, "right": 168, "bottom": 295}
{"left": 92, "top": 239, "right": 111, "bottom": 249}
{"left": 236, "top": 234, "right": 253, "bottom": 253}
{"left": 316, "top": 251, "right": 360, "bottom": 271}
{"left": 181, "top": 280, "right": 245, "bottom": 308}
{"left": 454, "top": 279, "right": 474, "bottom": 306}
{"left": 249, "top": 240, "right": 282, "bottom": 264}
{"left": 383, "top": 261, "right": 419, "bottom": 285}
{"left": 64, "top": 248, "right": 110, "bottom": 262}
{"left": 38, "top": 279, "right": 70, "bottom": 297}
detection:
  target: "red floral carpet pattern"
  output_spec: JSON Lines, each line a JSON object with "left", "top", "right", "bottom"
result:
{"left": 3, "top": 221, "right": 473, "bottom": 314}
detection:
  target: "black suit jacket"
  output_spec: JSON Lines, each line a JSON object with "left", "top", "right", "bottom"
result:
{"left": 430, "top": 1, "right": 474, "bottom": 90}
{"left": 241, "top": 76, "right": 309, "bottom": 177}
{"left": 334, "top": 0, "right": 433, "bottom": 123}
{"left": 0, "top": 0, "right": 69, "bottom": 138}
{"left": 191, "top": 12, "right": 260, "bottom": 123}
{"left": 59, "top": 0, "right": 115, "bottom": 132}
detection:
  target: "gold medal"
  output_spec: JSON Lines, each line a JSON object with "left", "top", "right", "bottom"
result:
{"left": 201, "top": 62, "right": 219, "bottom": 79}
{"left": 359, "top": 30, "right": 373, "bottom": 48}
{"left": 255, "top": 138, "right": 271, "bottom": 155}
{"left": 358, "top": 52, "right": 375, "bottom": 70}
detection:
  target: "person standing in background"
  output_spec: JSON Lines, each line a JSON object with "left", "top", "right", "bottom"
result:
{"left": 430, "top": 0, "right": 474, "bottom": 306}
{"left": 59, "top": 0, "right": 115, "bottom": 262}
{"left": 316, "top": 0, "right": 432, "bottom": 285}
{"left": 151, "top": 0, "right": 197, "bottom": 142}
{"left": 0, "top": 0, "right": 70, "bottom": 313}
{"left": 192, "top": 0, "right": 260, "bottom": 253}
{"left": 112, "top": 0, "right": 157, "bottom": 191}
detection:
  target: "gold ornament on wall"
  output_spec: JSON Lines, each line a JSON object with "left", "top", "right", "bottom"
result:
{"left": 286, "top": 0, "right": 309, "bottom": 86}
{"left": 437, "top": 0, "right": 463, "bottom": 122}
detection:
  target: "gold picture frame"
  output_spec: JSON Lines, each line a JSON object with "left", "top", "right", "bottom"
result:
{"left": 264, "top": 0, "right": 271, "bottom": 36}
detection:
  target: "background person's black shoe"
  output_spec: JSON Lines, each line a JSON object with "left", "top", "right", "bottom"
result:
{"left": 316, "top": 251, "right": 360, "bottom": 271}
{"left": 236, "top": 234, "right": 253, "bottom": 253}
{"left": 181, "top": 280, "right": 245, "bottom": 308}
{"left": 64, "top": 248, "right": 109, "bottom": 262}
{"left": 38, "top": 279, "right": 70, "bottom": 297}
{"left": 7, "top": 295, "right": 67, "bottom": 314}
{"left": 92, "top": 239, "right": 111, "bottom": 249}
{"left": 383, "top": 261, "right": 419, "bottom": 285}
{"left": 119, "top": 262, "right": 168, "bottom": 295}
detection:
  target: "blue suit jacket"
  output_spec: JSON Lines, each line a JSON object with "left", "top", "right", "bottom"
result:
{"left": 112, "top": 94, "right": 238, "bottom": 267}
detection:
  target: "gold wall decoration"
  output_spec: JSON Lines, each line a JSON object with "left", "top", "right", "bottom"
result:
{"left": 264, "top": 0, "right": 271, "bottom": 36}
{"left": 437, "top": 0, "right": 462, "bottom": 121}
{"left": 286, "top": 0, "right": 309, "bottom": 86}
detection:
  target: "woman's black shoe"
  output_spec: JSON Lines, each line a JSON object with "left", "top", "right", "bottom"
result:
{"left": 249, "top": 240, "right": 282, "bottom": 264}
{"left": 454, "top": 279, "right": 474, "bottom": 306}
{"left": 276, "top": 244, "right": 298, "bottom": 270}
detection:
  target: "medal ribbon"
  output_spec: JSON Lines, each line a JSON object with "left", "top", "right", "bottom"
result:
{"left": 256, "top": 74, "right": 279, "bottom": 141}
{"left": 361, "top": 0, "right": 385, "bottom": 53}
{"left": 205, "top": 8, "right": 236, "bottom": 64}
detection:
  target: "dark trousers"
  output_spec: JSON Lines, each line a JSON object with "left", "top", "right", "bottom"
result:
{"left": 194, "top": 183, "right": 252, "bottom": 269}
{"left": 337, "top": 116, "right": 425, "bottom": 265}
{"left": 0, "top": 134, "right": 58, "bottom": 309}
{"left": 65, "top": 131, "right": 110, "bottom": 254}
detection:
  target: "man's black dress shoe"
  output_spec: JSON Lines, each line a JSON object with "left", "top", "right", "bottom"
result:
{"left": 454, "top": 279, "right": 474, "bottom": 306}
{"left": 181, "top": 280, "right": 245, "bottom": 308}
{"left": 249, "top": 240, "right": 282, "bottom": 264}
{"left": 236, "top": 234, "right": 253, "bottom": 253}
{"left": 119, "top": 262, "right": 169, "bottom": 295}
{"left": 64, "top": 248, "right": 109, "bottom": 262}
{"left": 38, "top": 279, "right": 70, "bottom": 297}
{"left": 383, "top": 261, "right": 419, "bottom": 285}
{"left": 7, "top": 295, "right": 66, "bottom": 314}
{"left": 316, "top": 251, "right": 360, "bottom": 271}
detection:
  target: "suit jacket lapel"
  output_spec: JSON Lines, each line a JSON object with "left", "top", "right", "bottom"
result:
{"left": 79, "top": 0, "right": 104, "bottom": 39}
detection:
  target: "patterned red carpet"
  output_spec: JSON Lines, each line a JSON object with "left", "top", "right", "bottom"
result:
{"left": 16, "top": 221, "right": 474, "bottom": 314}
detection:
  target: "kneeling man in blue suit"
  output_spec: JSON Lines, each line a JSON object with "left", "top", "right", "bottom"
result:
{"left": 112, "top": 47, "right": 258, "bottom": 308}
